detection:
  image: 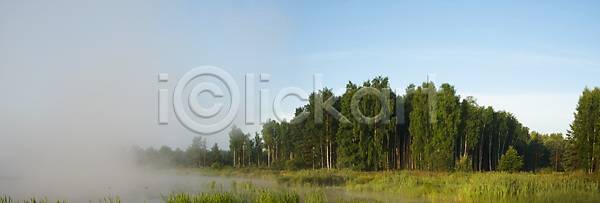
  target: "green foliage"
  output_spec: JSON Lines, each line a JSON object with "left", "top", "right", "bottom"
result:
{"left": 499, "top": 146, "right": 524, "bottom": 173}
{"left": 211, "top": 162, "right": 223, "bottom": 170}
{"left": 128, "top": 78, "right": 591, "bottom": 174}
{"left": 455, "top": 156, "right": 473, "bottom": 172}
{"left": 284, "top": 158, "right": 302, "bottom": 171}
{"left": 568, "top": 87, "right": 600, "bottom": 173}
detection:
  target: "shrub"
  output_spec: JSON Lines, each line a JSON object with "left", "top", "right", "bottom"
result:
{"left": 455, "top": 156, "right": 472, "bottom": 172}
{"left": 285, "top": 158, "right": 302, "bottom": 171}
{"left": 210, "top": 162, "right": 223, "bottom": 170}
{"left": 498, "top": 146, "right": 523, "bottom": 173}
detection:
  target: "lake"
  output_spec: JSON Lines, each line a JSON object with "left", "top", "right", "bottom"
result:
{"left": 0, "top": 172, "right": 425, "bottom": 203}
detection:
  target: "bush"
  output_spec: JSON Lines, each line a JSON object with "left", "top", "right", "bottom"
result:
{"left": 498, "top": 146, "right": 523, "bottom": 173}
{"left": 455, "top": 156, "right": 472, "bottom": 172}
{"left": 537, "top": 167, "right": 553, "bottom": 174}
{"left": 211, "top": 162, "right": 223, "bottom": 170}
{"left": 285, "top": 158, "right": 303, "bottom": 171}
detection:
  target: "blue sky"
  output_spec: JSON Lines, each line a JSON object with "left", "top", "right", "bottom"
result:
{"left": 1, "top": 0, "right": 599, "bottom": 158}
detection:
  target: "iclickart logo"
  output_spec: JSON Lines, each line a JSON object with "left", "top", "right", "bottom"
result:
{"left": 158, "top": 66, "right": 437, "bottom": 135}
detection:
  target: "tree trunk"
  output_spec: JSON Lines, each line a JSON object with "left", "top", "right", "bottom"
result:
{"left": 489, "top": 131, "right": 492, "bottom": 171}
{"left": 479, "top": 125, "right": 485, "bottom": 171}
{"left": 594, "top": 127, "right": 597, "bottom": 173}
{"left": 535, "top": 152, "right": 538, "bottom": 171}
{"left": 374, "top": 126, "right": 377, "bottom": 169}
{"left": 312, "top": 146, "right": 315, "bottom": 170}
{"left": 555, "top": 144, "right": 559, "bottom": 171}
{"left": 501, "top": 134, "right": 507, "bottom": 161}
{"left": 320, "top": 144, "right": 323, "bottom": 169}
{"left": 327, "top": 121, "right": 330, "bottom": 169}
{"left": 326, "top": 139, "right": 330, "bottom": 169}
{"left": 464, "top": 133, "right": 468, "bottom": 158}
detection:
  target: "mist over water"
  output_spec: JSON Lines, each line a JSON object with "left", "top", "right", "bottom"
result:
{"left": 0, "top": 171, "right": 277, "bottom": 202}
{"left": 5, "top": 0, "right": 378, "bottom": 201}
{"left": 0, "top": 1, "right": 290, "bottom": 201}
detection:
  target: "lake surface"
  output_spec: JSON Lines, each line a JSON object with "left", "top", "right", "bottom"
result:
{"left": 0, "top": 173, "right": 426, "bottom": 203}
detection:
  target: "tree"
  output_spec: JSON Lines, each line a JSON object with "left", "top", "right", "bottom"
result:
{"left": 252, "top": 132, "right": 263, "bottom": 166}
{"left": 186, "top": 136, "right": 204, "bottom": 168}
{"left": 210, "top": 143, "right": 221, "bottom": 166}
{"left": 431, "top": 83, "right": 461, "bottom": 171}
{"left": 544, "top": 133, "right": 566, "bottom": 171}
{"left": 409, "top": 84, "right": 431, "bottom": 170}
{"left": 336, "top": 82, "right": 360, "bottom": 169}
{"left": 229, "top": 125, "right": 246, "bottom": 167}
{"left": 568, "top": 87, "right": 600, "bottom": 173}
{"left": 498, "top": 146, "right": 523, "bottom": 173}
{"left": 457, "top": 96, "right": 480, "bottom": 172}
{"left": 158, "top": 145, "right": 173, "bottom": 168}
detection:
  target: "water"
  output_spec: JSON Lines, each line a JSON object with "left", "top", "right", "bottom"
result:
{"left": 0, "top": 173, "right": 425, "bottom": 203}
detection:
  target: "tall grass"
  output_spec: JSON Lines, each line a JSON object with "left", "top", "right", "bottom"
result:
{"left": 345, "top": 171, "right": 600, "bottom": 202}
{"left": 271, "top": 169, "right": 600, "bottom": 202}
{"left": 166, "top": 167, "right": 280, "bottom": 180}
{"left": 277, "top": 169, "right": 347, "bottom": 187}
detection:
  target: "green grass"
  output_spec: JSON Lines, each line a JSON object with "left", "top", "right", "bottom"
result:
{"left": 192, "top": 167, "right": 600, "bottom": 202}
{"left": 165, "top": 167, "right": 281, "bottom": 180}
{"left": 276, "top": 169, "right": 348, "bottom": 187}
{"left": 343, "top": 171, "right": 600, "bottom": 202}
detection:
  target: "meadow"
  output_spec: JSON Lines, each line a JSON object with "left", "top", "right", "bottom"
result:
{"left": 170, "top": 167, "right": 600, "bottom": 202}
{"left": 3, "top": 168, "right": 600, "bottom": 202}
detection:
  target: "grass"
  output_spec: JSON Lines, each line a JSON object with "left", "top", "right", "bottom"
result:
{"left": 344, "top": 170, "right": 600, "bottom": 202}
{"left": 276, "top": 169, "right": 348, "bottom": 187}
{"left": 164, "top": 167, "right": 281, "bottom": 180}
{"left": 186, "top": 167, "right": 600, "bottom": 202}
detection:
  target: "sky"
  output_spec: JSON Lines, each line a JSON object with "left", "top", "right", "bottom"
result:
{"left": 1, "top": 0, "right": 599, "bottom": 175}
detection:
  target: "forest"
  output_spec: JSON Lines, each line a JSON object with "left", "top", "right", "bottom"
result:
{"left": 130, "top": 76, "right": 600, "bottom": 174}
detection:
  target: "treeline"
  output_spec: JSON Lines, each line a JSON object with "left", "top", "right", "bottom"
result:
{"left": 256, "top": 77, "right": 568, "bottom": 172}
{"left": 130, "top": 77, "right": 598, "bottom": 173}
{"left": 566, "top": 87, "right": 600, "bottom": 173}
{"left": 129, "top": 136, "right": 231, "bottom": 169}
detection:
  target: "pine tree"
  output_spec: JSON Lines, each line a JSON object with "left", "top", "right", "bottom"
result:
{"left": 210, "top": 143, "right": 221, "bottom": 167}
{"left": 498, "top": 146, "right": 523, "bottom": 173}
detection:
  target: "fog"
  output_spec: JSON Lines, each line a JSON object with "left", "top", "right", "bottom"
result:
{"left": 0, "top": 1, "right": 290, "bottom": 201}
